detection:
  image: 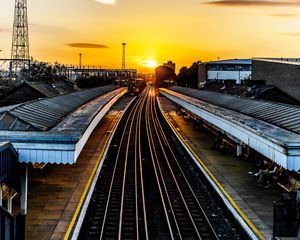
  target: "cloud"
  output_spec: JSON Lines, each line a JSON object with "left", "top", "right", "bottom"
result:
{"left": 66, "top": 43, "right": 109, "bottom": 49}
{"left": 205, "top": 0, "right": 300, "bottom": 7}
{"left": 94, "top": 0, "right": 117, "bottom": 5}
{"left": 276, "top": 32, "right": 300, "bottom": 36}
{"left": 270, "top": 13, "right": 300, "bottom": 17}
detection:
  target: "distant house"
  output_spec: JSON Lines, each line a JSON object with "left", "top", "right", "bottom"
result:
{"left": 0, "top": 81, "right": 76, "bottom": 106}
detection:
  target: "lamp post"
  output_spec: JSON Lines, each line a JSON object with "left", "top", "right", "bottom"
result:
{"left": 79, "top": 53, "right": 82, "bottom": 69}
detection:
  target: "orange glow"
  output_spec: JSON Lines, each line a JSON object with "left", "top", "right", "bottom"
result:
{"left": 1, "top": 0, "right": 300, "bottom": 73}
{"left": 144, "top": 60, "right": 158, "bottom": 69}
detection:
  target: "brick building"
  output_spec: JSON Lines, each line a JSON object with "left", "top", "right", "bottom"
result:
{"left": 252, "top": 58, "right": 300, "bottom": 102}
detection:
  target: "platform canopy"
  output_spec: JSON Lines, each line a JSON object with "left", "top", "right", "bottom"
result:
{"left": 160, "top": 87, "right": 300, "bottom": 171}
{"left": 0, "top": 86, "right": 127, "bottom": 164}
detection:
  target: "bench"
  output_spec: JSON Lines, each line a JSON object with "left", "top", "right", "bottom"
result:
{"left": 277, "top": 171, "right": 300, "bottom": 193}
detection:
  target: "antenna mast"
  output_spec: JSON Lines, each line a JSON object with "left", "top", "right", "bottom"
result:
{"left": 11, "top": 0, "right": 30, "bottom": 73}
{"left": 122, "top": 43, "right": 126, "bottom": 69}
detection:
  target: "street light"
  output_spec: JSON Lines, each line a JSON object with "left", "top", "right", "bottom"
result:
{"left": 79, "top": 53, "right": 82, "bottom": 69}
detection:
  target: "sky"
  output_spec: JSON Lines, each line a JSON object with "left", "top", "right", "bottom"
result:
{"left": 1, "top": 0, "right": 300, "bottom": 73}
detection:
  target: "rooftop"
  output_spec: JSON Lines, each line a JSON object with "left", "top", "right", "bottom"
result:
{"left": 0, "top": 85, "right": 117, "bottom": 131}
{"left": 206, "top": 59, "right": 252, "bottom": 65}
{"left": 170, "top": 86, "right": 300, "bottom": 135}
{"left": 161, "top": 86, "right": 300, "bottom": 170}
{"left": 0, "top": 85, "right": 127, "bottom": 164}
{"left": 253, "top": 57, "right": 300, "bottom": 66}
{"left": 202, "top": 82, "right": 300, "bottom": 105}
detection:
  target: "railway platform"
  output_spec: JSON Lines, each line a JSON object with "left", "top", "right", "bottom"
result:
{"left": 158, "top": 96, "right": 291, "bottom": 240}
{"left": 19, "top": 96, "right": 133, "bottom": 240}
{"left": 17, "top": 91, "right": 295, "bottom": 239}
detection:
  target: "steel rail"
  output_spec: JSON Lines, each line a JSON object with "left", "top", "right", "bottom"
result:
{"left": 149, "top": 90, "right": 194, "bottom": 239}
{"left": 118, "top": 87, "right": 149, "bottom": 239}
{"left": 118, "top": 92, "right": 142, "bottom": 240}
{"left": 99, "top": 93, "right": 144, "bottom": 239}
{"left": 135, "top": 87, "right": 149, "bottom": 240}
{"left": 148, "top": 88, "right": 220, "bottom": 239}
{"left": 153, "top": 97, "right": 220, "bottom": 239}
{"left": 145, "top": 88, "right": 177, "bottom": 239}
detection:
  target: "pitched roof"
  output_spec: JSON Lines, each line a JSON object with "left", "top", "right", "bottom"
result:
{"left": 170, "top": 86, "right": 300, "bottom": 134}
{"left": 0, "top": 85, "right": 118, "bottom": 131}
{"left": 206, "top": 59, "right": 252, "bottom": 65}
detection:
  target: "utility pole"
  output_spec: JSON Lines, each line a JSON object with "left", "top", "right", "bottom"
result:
{"left": 122, "top": 43, "right": 126, "bottom": 69}
{"left": 11, "top": 0, "right": 30, "bottom": 74}
{"left": 79, "top": 53, "right": 82, "bottom": 69}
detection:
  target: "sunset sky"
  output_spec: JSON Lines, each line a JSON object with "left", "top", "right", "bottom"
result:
{"left": 1, "top": 0, "right": 300, "bottom": 72}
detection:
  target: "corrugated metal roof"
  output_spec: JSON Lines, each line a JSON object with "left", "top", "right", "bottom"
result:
{"left": 0, "top": 87, "right": 127, "bottom": 164}
{"left": 52, "top": 81, "right": 75, "bottom": 94}
{"left": 254, "top": 58, "right": 300, "bottom": 66}
{"left": 206, "top": 59, "right": 252, "bottom": 65}
{"left": 0, "top": 85, "right": 118, "bottom": 131}
{"left": 26, "top": 82, "right": 59, "bottom": 97}
{"left": 170, "top": 86, "right": 300, "bottom": 134}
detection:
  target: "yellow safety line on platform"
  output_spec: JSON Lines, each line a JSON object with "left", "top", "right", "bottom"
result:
{"left": 162, "top": 109, "right": 265, "bottom": 240}
{"left": 64, "top": 113, "right": 120, "bottom": 240}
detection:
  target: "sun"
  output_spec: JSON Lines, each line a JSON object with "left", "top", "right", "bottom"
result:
{"left": 95, "top": 0, "right": 117, "bottom": 5}
{"left": 145, "top": 60, "right": 158, "bottom": 69}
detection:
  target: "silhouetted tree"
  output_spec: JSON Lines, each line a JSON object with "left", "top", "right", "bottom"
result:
{"left": 28, "top": 61, "right": 67, "bottom": 82}
{"left": 177, "top": 66, "right": 188, "bottom": 87}
{"left": 177, "top": 62, "right": 199, "bottom": 88}
{"left": 155, "top": 66, "right": 176, "bottom": 88}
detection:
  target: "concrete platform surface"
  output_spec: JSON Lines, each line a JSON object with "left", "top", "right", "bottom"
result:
{"left": 158, "top": 96, "right": 294, "bottom": 240}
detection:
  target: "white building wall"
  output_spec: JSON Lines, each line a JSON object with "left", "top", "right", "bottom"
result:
{"left": 207, "top": 70, "right": 251, "bottom": 84}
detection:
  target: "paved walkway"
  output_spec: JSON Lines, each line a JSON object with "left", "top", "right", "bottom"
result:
{"left": 23, "top": 97, "right": 132, "bottom": 240}
{"left": 158, "top": 96, "right": 288, "bottom": 240}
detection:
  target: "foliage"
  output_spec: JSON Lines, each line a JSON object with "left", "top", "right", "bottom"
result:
{"left": 177, "top": 62, "right": 199, "bottom": 88}
{"left": 155, "top": 66, "right": 177, "bottom": 87}
{"left": 28, "top": 61, "right": 67, "bottom": 82}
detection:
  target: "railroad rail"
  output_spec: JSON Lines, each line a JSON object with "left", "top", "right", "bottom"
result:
{"left": 77, "top": 86, "right": 246, "bottom": 240}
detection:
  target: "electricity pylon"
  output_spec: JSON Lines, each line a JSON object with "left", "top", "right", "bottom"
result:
{"left": 11, "top": 0, "right": 30, "bottom": 73}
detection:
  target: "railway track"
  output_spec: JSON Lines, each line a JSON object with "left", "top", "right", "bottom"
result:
{"left": 79, "top": 88, "right": 148, "bottom": 240}
{"left": 146, "top": 88, "right": 220, "bottom": 240}
{"left": 78, "top": 86, "right": 245, "bottom": 240}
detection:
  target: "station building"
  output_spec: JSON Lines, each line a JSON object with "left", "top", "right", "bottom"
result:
{"left": 198, "top": 59, "right": 252, "bottom": 86}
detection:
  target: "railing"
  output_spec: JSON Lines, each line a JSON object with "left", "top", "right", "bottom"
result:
{"left": 273, "top": 197, "right": 297, "bottom": 238}
{"left": 0, "top": 206, "right": 16, "bottom": 240}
